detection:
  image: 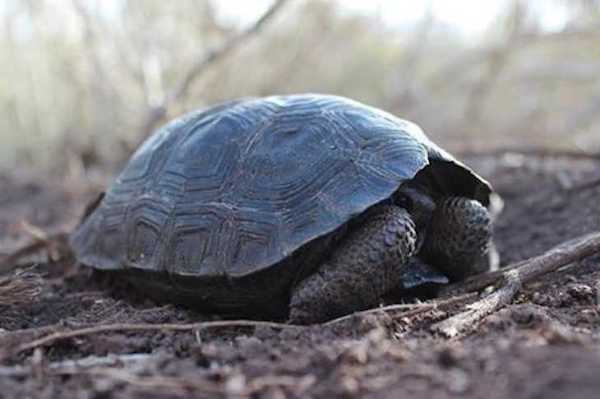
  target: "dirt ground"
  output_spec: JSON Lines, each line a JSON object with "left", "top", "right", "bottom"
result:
{"left": 0, "top": 152, "right": 599, "bottom": 399}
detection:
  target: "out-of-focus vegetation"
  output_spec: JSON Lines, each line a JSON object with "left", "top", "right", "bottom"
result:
{"left": 2, "top": 0, "right": 600, "bottom": 175}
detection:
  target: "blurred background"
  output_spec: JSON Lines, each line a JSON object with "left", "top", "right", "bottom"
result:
{"left": 1, "top": 0, "right": 600, "bottom": 176}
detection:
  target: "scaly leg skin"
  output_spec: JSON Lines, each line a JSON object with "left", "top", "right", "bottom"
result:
{"left": 424, "top": 196, "right": 492, "bottom": 281}
{"left": 288, "top": 205, "right": 417, "bottom": 325}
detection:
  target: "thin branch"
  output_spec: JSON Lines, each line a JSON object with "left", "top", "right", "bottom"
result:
{"left": 430, "top": 26, "right": 600, "bottom": 92}
{"left": 439, "top": 231, "right": 600, "bottom": 298}
{"left": 432, "top": 231, "right": 600, "bottom": 337}
{"left": 323, "top": 293, "right": 477, "bottom": 326}
{"left": 0, "top": 230, "right": 71, "bottom": 274}
{"left": 1, "top": 294, "right": 480, "bottom": 360}
{"left": 432, "top": 271, "right": 521, "bottom": 338}
{"left": 462, "top": 0, "right": 528, "bottom": 124}
{"left": 0, "top": 241, "right": 47, "bottom": 273}
{"left": 19, "top": 220, "right": 50, "bottom": 242}
{"left": 0, "top": 320, "right": 303, "bottom": 361}
{"left": 139, "top": 0, "right": 289, "bottom": 137}
{"left": 391, "top": 3, "right": 433, "bottom": 107}
{"left": 0, "top": 270, "right": 43, "bottom": 306}
{"left": 7, "top": 232, "right": 598, "bottom": 356}
{"left": 566, "top": 176, "right": 600, "bottom": 193}
{"left": 71, "top": 0, "right": 109, "bottom": 87}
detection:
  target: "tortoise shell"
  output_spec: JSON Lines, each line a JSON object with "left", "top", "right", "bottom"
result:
{"left": 70, "top": 94, "right": 491, "bottom": 310}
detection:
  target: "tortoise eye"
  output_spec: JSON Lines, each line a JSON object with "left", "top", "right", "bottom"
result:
{"left": 396, "top": 194, "right": 413, "bottom": 211}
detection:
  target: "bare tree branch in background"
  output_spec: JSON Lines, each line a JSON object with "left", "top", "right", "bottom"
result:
{"left": 70, "top": 0, "right": 119, "bottom": 156}
{"left": 462, "top": 0, "right": 528, "bottom": 125}
{"left": 4, "top": 0, "right": 600, "bottom": 170}
{"left": 390, "top": 2, "right": 433, "bottom": 109}
{"left": 72, "top": 0, "right": 109, "bottom": 92}
{"left": 77, "top": 1, "right": 146, "bottom": 93}
{"left": 429, "top": 21, "right": 600, "bottom": 91}
{"left": 137, "top": 0, "right": 290, "bottom": 140}
{"left": 566, "top": 93, "right": 600, "bottom": 132}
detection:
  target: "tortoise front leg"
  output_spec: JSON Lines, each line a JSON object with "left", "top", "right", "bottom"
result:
{"left": 288, "top": 206, "right": 417, "bottom": 324}
{"left": 424, "top": 196, "right": 492, "bottom": 281}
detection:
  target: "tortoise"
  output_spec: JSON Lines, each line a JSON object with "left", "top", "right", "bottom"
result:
{"left": 71, "top": 94, "right": 497, "bottom": 324}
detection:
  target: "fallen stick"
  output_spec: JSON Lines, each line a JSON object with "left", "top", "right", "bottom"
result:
{"left": 323, "top": 292, "right": 477, "bottom": 326}
{"left": 0, "top": 320, "right": 303, "bottom": 361}
{"left": 0, "top": 270, "right": 43, "bottom": 306}
{"left": 6, "top": 233, "right": 599, "bottom": 356}
{"left": 432, "top": 231, "right": 600, "bottom": 337}
{"left": 432, "top": 271, "right": 521, "bottom": 338}
{"left": 439, "top": 232, "right": 600, "bottom": 297}
{"left": 0, "top": 222, "right": 71, "bottom": 274}
{"left": 0, "top": 241, "right": 48, "bottom": 273}
{"left": 1, "top": 295, "right": 478, "bottom": 361}
{"left": 566, "top": 176, "right": 600, "bottom": 193}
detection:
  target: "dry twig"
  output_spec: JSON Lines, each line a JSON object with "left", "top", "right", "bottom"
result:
{"left": 0, "top": 270, "right": 43, "bottom": 306}
{"left": 0, "top": 241, "right": 48, "bottom": 274}
{"left": 432, "top": 231, "right": 600, "bottom": 337}
{"left": 2, "top": 294, "right": 479, "bottom": 360}
{"left": 0, "top": 320, "right": 302, "bottom": 361}
{"left": 565, "top": 176, "right": 600, "bottom": 193}
{"left": 5, "top": 231, "right": 598, "bottom": 356}
{"left": 323, "top": 293, "right": 477, "bottom": 327}
{"left": 0, "top": 222, "right": 71, "bottom": 274}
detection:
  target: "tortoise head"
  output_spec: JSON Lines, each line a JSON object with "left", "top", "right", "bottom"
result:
{"left": 394, "top": 184, "right": 436, "bottom": 249}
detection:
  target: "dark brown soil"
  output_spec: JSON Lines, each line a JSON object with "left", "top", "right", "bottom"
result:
{"left": 1, "top": 153, "right": 599, "bottom": 399}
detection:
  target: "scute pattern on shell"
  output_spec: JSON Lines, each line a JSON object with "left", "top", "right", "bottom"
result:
{"left": 70, "top": 94, "right": 486, "bottom": 281}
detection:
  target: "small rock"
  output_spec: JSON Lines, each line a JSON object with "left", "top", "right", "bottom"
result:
{"left": 566, "top": 283, "right": 593, "bottom": 300}
{"left": 224, "top": 373, "right": 247, "bottom": 396}
{"left": 343, "top": 341, "right": 369, "bottom": 364}
{"left": 340, "top": 376, "right": 360, "bottom": 394}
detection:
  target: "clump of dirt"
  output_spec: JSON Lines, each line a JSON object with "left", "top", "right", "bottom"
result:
{"left": 0, "top": 153, "right": 599, "bottom": 399}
